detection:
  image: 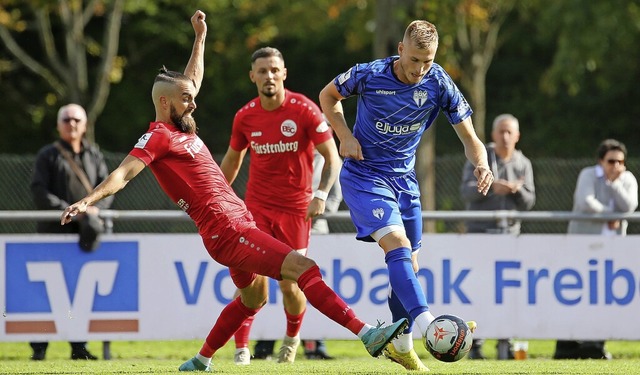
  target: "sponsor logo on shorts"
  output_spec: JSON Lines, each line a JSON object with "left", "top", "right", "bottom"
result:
{"left": 177, "top": 198, "right": 190, "bottom": 212}
{"left": 372, "top": 208, "right": 385, "bottom": 220}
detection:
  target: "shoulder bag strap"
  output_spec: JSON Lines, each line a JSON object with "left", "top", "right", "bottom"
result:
{"left": 54, "top": 141, "right": 94, "bottom": 194}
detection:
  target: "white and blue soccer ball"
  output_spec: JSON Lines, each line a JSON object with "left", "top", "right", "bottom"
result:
{"left": 424, "top": 314, "right": 473, "bottom": 362}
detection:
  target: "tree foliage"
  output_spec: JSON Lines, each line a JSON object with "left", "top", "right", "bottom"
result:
{"left": 0, "top": 0, "right": 638, "bottom": 161}
{"left": 0, "top": 0, "right": 128, "bottom": 142}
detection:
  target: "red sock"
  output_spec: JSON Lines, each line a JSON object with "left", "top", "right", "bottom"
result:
{"left": 285, "top": 309, "right": 306, "bottom": 338}
{"left": 297, "top": 265, "right": 365, "bottom": 335}
{"left": 199, "top": 296, "right": 260, "bottom": 357}
{"left": 234, "top": 315, "right": 255, "bottom": 349}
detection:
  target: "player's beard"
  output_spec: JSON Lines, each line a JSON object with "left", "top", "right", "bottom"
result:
{"left": 170, "top": 105, "right": 197, "bottom": 134}
{"left": 260, "top": 83, "right": 277, "bottom": 98}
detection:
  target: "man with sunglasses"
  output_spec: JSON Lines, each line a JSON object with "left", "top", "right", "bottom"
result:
{"left": 567, "top": 138, "right": 637, "bottom": 235}
{"left": 555, "top": 138, "right": 638, "bottom": 359}
{"left": 29, "top": 103, "right": 113, "bottom": 360}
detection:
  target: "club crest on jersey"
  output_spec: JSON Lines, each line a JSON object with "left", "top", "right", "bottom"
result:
{"left": 372, "top": 208, "right": 385, "bottom": 220}
{"left": 413, "top": 90, "right": 428, "bottom": 107}
{"left": 281, "top": 120, "right": 297, "bottom": 137}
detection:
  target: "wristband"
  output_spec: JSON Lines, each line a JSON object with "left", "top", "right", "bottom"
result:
{"left": 313, "top": 190, "right": 329, "bottom": 201}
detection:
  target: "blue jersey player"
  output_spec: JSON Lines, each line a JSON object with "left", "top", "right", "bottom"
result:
{"left": 319, "top": 20, "right": 493, "bottom": 371}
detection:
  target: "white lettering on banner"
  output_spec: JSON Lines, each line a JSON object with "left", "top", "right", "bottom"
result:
{"left": 2, "top": 234, "right": 640, "bottom": 342}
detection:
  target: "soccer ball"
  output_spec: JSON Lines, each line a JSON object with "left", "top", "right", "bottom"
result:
{"left": 424, "top": 314, "right": 473, "bottom": 362}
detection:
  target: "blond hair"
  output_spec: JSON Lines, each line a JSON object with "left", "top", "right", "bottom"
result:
{"left": 403, "top": 20, "right": 438, "bottom": 49}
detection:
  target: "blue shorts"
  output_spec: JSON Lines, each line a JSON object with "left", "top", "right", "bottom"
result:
{"left": 340, "top": 162, "right": 422, "bottom": 251}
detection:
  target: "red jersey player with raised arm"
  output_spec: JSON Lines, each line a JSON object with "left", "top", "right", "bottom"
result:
{"left": 220, "top": 47, "right": 341, "bottom": 364}
{"left": 60, "top": 11, "right": 406, "bottom": 373}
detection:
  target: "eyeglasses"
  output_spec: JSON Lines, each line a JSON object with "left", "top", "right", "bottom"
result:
{"left": 62, "top": 117, "right": 83, "bottom": 123}
{"left": 606, "top": 159, "right": 625, "bottom": 165}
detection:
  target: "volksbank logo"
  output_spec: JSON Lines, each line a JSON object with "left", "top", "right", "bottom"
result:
{"left": 5, "top": 242, "right": 139, "bottom": 335}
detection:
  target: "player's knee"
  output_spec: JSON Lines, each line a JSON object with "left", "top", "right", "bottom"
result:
{"left": 279, "top": 280, "right": 301, "bottom": 296}
{"left": 296, "top": 254, "right": 317, "bottom": 272}
{"left": 281, "top": 251, "right": 316, "bottom": 280}
{"left": 240, "top": 291, "right": 268, "bottom": 309}
{"left": 240, "top": 275, "right": 269, "bottom": 308}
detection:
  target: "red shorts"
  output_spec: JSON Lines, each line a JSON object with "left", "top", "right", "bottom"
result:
{"left": 202, "top": 225, "right": 294, "bottom": 289}
{"left": 250, "top": 207, "right": 311, "bottom": 252}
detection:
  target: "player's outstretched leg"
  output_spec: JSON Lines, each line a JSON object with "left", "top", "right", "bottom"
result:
{"left": 179, "top": 356, "right": 211, "bottom": 372}
{"left": 383, "top": 343, "right": 429, "bottom": 372}
{"left": 360, "top": 319, "right": 409, "bottom": 357}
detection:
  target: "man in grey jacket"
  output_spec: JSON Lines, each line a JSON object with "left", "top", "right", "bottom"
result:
{"left": 460, "top": 114, "right": 536, "bottom": 359}
{"left": 555, "top": 138, "right": 638, "bottom": 359}
{"left": 461, "top": 114, "right": 536, "bottom": 235}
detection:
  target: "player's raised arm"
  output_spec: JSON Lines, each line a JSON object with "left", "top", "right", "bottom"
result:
{"left": 61, "top": 155, "right": 146, "bottom": 225}
{"left": 184, "top": 10, "right": 207, "bottom": 95}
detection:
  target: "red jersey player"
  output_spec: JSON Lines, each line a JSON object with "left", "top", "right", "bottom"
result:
{"left": 60, "top": 10, "right": 406, "bottom": 372}
{"left": 220, "top": 47, "right": 341, "bottom": 364}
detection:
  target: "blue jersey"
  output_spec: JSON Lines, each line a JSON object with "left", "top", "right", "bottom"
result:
{"left": 333, "top": 56, "right": 472, "bottom": 176}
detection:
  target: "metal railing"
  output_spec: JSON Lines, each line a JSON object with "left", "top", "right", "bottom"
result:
{"left": 2, "top": 210, "right": 640, "bottom": 230}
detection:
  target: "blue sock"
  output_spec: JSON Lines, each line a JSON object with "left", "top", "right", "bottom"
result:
{"left": 385, "top": 247, "right": 428, "bottom": 320}
{"left": 388, "top": 288, "right": 413, "bottom": 334}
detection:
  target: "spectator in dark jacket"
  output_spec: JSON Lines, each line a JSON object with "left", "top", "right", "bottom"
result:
{"left": 29, "top": 103, "right": 113, "bottom": 360}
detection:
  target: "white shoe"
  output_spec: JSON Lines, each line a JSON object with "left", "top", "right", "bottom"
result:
{"left": 234, "top": 348, "right": 250, "bottom": 365}
{"left": 277, "top": 335, "right": 300, "bottom": 363}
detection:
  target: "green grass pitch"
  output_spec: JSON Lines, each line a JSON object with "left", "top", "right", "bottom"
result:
{"left": 1, "top": 339, "right": 640, "bottom": 374}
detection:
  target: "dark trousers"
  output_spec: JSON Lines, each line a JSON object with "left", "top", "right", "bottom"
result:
{"left": 30, "top": 342, "right": 88, "bottom": 355}
{"left": 553, "top": 340, "right": 609, "bottom": 359}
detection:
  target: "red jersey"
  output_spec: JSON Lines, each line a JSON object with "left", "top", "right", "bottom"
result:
{"left": 129, "top": 122, "right": 253, "bottom": 237}
{"left": 230, "top": 90, "right": 333, "bottom": 215}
